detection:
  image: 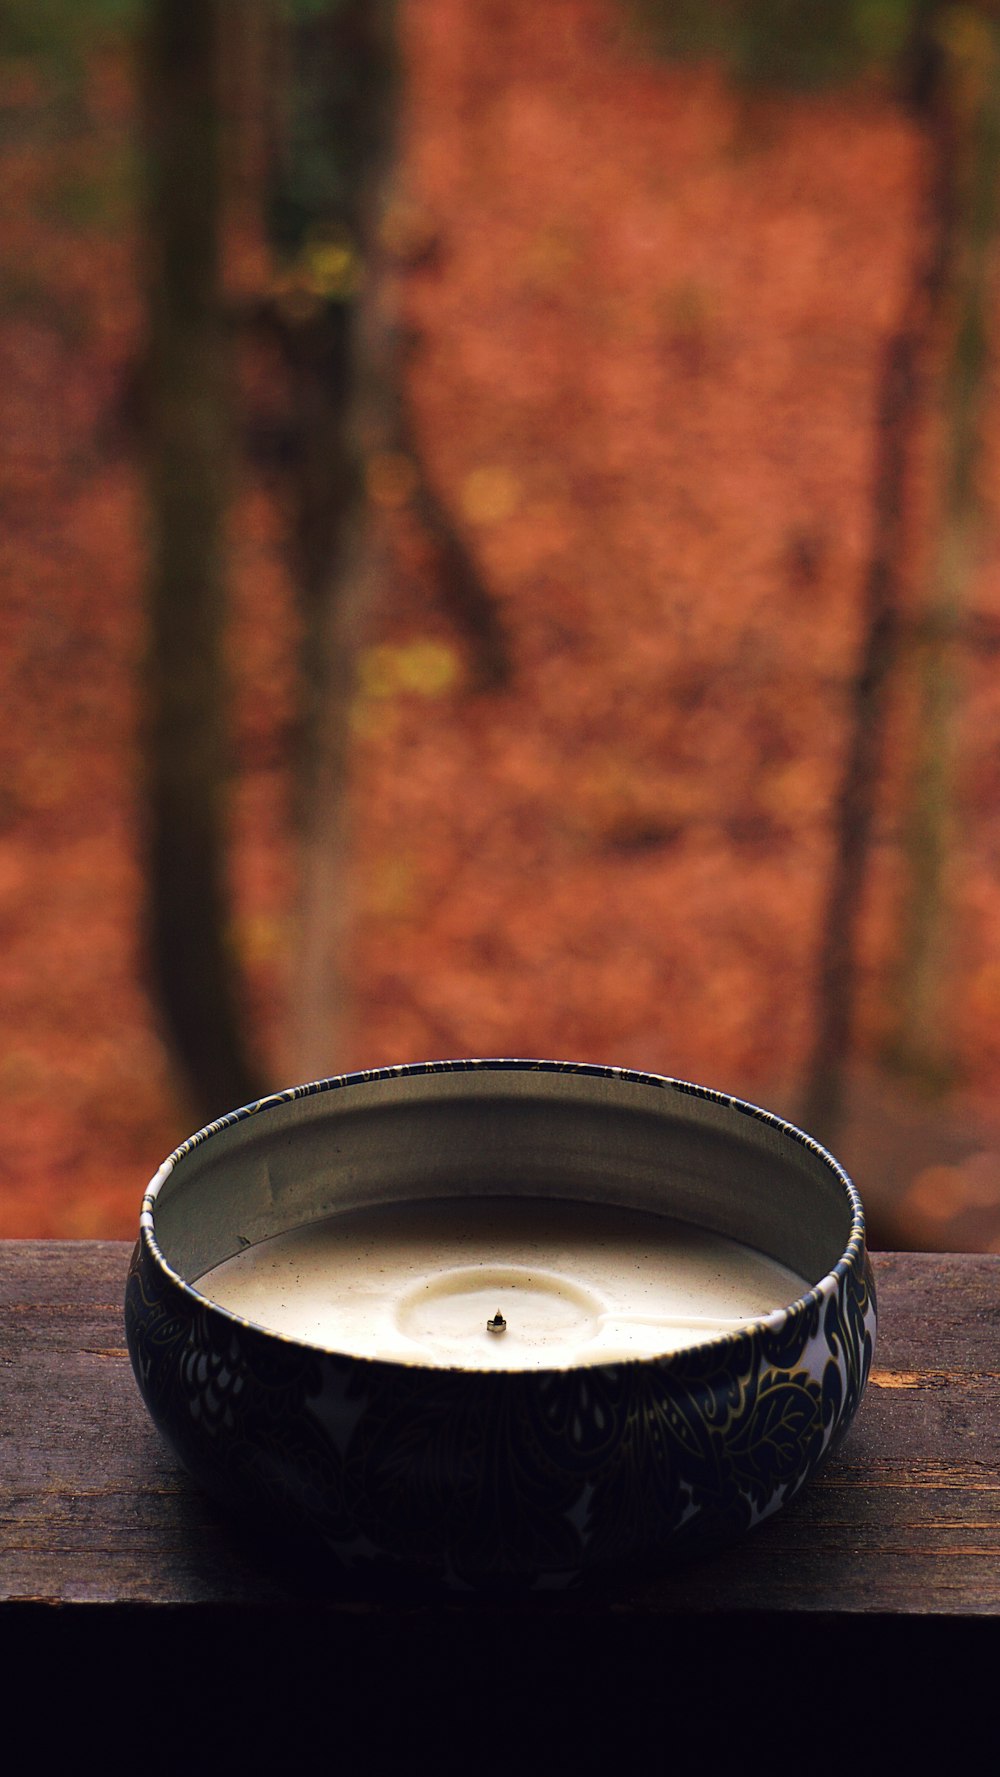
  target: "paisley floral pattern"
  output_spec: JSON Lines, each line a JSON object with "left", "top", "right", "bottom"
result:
{"left": 125, "top": 1061, "right": 876, "bottom": 1590}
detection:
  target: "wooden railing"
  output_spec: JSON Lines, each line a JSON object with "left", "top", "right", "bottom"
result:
{"left": 3, "top": 1244, "right": 998, "bottom": 1758}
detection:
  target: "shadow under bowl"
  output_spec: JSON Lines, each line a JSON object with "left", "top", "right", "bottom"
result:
{"left": 125, "top": 1060, "right": 876, "bottom": 1590}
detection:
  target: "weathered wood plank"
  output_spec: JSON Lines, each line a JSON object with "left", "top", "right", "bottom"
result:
{"left": 2, "top": 1244, "right": 999, "bottom": 1618}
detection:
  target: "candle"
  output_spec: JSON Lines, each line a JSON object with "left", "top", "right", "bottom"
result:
{"left": 196, "top": 1197, "right": 808, "bottom": 1370}
{"left": 129, "top": 1062, "right": 874, "bottom": 1584}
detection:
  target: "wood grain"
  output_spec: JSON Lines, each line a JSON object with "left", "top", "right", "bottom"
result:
{"left": 2, "top": 1243, "right": 998, "bottom": 1615}
{"left": 2, "top": 1243, "right": 998, "bottom": 1762}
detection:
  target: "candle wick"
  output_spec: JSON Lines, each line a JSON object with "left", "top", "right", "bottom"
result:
{"left": 486, "top": 1310, "right": 507, "bottom": 1334}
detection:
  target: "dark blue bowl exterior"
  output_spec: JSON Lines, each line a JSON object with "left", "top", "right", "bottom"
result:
{"left": 125, "top": 1065, "right": 876, "bottom": 1588}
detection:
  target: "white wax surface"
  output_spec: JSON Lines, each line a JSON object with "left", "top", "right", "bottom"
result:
{"left": 195, "top": 1198, "right": 809, "bottom": 1371}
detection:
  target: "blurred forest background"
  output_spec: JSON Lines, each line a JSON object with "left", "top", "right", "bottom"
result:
{"left": 3, "top": 0, "right": 1000, "bottom": 1250}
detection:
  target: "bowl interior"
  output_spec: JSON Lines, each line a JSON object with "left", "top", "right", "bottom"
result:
{"left": 150, "top": 1065, "right": 856, "bottom": 1299}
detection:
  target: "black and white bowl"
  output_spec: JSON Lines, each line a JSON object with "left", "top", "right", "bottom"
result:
{"left": 125, "top": 1060, "right": 876, "bottom": 1589}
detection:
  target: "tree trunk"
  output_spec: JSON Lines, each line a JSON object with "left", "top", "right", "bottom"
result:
{"left": 801, "top": 26, "right": 958, "bottom": 1146}
{"left": 887, "top": 13, "right": 1000, "bottom": 1089}
{"left": 138, "top": 0, "right": 264, "bottom": 1123}
{"left": 378, "top": 319, "right": 513, "bottom": 692}
{"left": 262, "top": 0, "right": 399, "bottom": 1078}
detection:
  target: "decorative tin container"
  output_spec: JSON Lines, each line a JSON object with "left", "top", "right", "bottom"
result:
{"left": 125, "top": 1060, "right": 876, "bottom": 1588}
